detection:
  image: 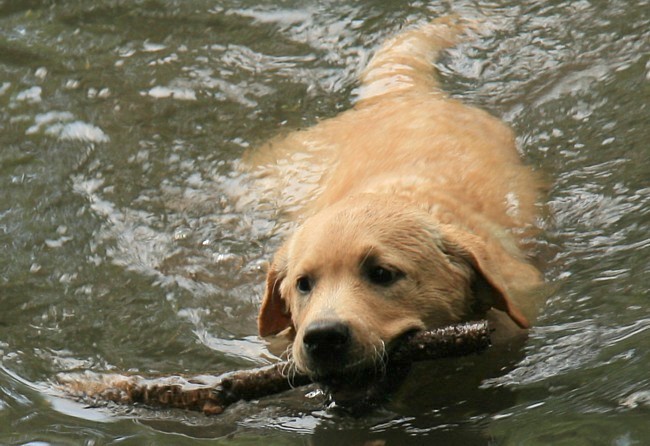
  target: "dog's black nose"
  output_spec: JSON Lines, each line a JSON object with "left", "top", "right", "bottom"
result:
{"left": 303, "top": 320, "right": 351, "bottom": 361}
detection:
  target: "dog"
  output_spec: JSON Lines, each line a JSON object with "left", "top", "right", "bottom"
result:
{"left": 253, "top": 17, "right": 543, "bottom": 388}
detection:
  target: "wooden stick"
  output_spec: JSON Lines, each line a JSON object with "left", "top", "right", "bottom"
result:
{"left": 55, "top": 321, "right": 490, "bottom": 414}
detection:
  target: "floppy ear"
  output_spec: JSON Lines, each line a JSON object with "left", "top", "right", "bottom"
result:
{"left": 440, "top": 225, "right": 530, "bottom": 329}
{"left": 258, "top": 245, "right": 293, "bottom": 337}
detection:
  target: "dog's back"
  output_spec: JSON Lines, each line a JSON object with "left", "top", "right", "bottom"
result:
{"left": 250, "top": 18, "right": 542, "bottom": 294}
{"left": 253, "top": 18, "right": 544, "bottom": 344}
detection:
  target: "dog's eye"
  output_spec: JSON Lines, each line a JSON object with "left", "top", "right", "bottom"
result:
{"left": 366, "top": 265, "right": 401, "bottom": 286}
{"left": 296, "top": 276, "right": 313, "bottom": 294}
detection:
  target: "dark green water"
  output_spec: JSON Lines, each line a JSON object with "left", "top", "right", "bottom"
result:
{"left": 1, "top": 1, "right": 648, "bottom": 444}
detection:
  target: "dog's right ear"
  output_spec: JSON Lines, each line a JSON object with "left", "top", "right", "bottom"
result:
{"left": 258, "top": 244, "right": 293, "bottom": 337}
{"left": 439, "top": 225, "right": 530, "bottom": 329}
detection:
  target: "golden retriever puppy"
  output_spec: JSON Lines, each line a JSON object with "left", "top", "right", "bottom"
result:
{"left": 254, "top": 17, "right": 543, "bottom": 385}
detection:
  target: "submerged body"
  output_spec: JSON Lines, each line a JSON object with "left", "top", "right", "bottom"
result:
{"left": 252, "top": 18, "right": 544, "bottom": 383}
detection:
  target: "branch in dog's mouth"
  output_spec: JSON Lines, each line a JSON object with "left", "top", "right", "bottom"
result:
{"left": 54, "top": 321, "right": 491, "bottom": 415}
{"left": 309, "top": 328, "right": 433, "bottom": 397}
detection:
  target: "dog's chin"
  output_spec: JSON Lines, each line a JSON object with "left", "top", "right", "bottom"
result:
{"left": 315, "top": 362, "right": 413, "bottom": 412}
{"left": 301, "top": 356, "right": 379, "bottom": 387}
{"left": 310, "top": 364, "right": 381, "bottom": 390}
{"left": 303, "top": 340, "right": 417, "bottom": 407}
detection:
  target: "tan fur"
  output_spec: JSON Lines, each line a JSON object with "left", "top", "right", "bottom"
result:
{"left": 253, "top": 17, "right": 543, "bottom": 379}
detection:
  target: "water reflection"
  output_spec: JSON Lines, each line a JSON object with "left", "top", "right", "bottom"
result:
{"left": 483, "top": 318, "right": 649, "bottom": 387}
{"left": 1, "top": 0, "right": 649, "bottom": 444}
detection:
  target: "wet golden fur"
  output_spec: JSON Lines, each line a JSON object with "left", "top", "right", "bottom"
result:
{"left": 254, "top": 18, "right": 543, "bottom": 380}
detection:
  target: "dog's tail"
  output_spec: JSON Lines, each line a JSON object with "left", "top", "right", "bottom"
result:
{"left": 355, "top": 16, "right": 466, "bottom": 106}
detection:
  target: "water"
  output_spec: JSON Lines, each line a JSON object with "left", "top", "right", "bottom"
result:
{"left": 1, "top": 0, "right": 648, "bottom": 444}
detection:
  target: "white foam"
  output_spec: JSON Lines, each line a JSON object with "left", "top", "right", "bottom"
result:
{"left": 147, "top": 85, "right": 197, "bottom": 100}
{"left": 52, "top": 121, "right": 110, "bottom": 143}
{"left": 15, "top": 86, "right": 42, "bottom": 103}
{"left": 26, "top": 112, "right": 109, "bottom": 143}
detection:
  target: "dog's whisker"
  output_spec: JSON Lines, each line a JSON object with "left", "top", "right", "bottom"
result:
{"left": 281, "top": 347, "right": 302, "bottom": 387}
{"left": 373, "top": 340, "right": 388, "bottom": 379}
{"left": 360, "top": 246, "right": 376, "bottom": 267}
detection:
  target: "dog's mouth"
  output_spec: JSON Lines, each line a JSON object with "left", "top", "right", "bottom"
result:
{"left": 315, "top": 357, "right": 414, "bottom": 411}
{"left": 300, "top": 347, "right": 383, "bottom": 388}
{"left": 309, "top": 358, "right": 384, "bottom": 389}
{"left": 300, "top": 328, "right": 420, "bottom": 400}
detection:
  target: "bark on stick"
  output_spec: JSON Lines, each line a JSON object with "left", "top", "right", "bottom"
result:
{"left": 56, "top": 321, "right": 490, "bottom": 414}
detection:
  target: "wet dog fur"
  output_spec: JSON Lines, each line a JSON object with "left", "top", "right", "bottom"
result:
{"left": 255, "top": 17, "right": 543, "bottom": 387}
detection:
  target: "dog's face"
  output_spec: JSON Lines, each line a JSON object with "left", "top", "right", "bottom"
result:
{"left": 258, "top": 195, "right": 528, "bottom": 382}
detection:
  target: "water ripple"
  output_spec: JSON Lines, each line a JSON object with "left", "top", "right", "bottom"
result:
{"left": 483, "top": 318, "right": 650, "bottom": 388}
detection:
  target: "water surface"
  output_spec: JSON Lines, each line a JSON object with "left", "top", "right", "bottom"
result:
{"left": 1, "top": 1, "right": 648, "bottom": 444}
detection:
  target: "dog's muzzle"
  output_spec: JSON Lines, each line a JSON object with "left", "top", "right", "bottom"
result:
{"left": 301, "top": 319, "right": 352, "bottom": 377}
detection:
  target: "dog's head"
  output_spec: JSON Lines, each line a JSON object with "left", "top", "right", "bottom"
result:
{"left": 258, "top": 195, "right": 528, "bottom": 383}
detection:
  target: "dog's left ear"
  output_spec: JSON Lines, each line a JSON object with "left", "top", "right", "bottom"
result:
{"left": 258, "top": 243, "right": 293, "bottom": 337}
{"left": 440, "top": 225, "right": 530, "bottom": 329}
